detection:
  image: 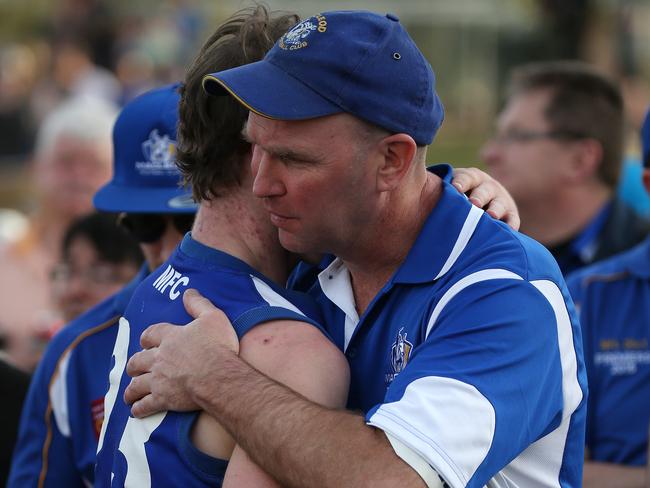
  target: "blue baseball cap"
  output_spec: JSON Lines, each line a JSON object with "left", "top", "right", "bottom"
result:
{"left": 202, "top": 11, "right": 444, "bottom": 146}
{"left": 93, "top": 83, "right": 197, "bottom": 213}
{"left": 642, "top": 107, "right": 650, "bottom": 168}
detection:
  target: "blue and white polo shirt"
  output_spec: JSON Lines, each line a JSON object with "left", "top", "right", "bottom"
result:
{"left": 313, "top": 176, "right": 588, "bottom": 487}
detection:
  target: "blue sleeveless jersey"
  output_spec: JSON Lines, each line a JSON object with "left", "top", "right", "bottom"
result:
{"left": 303, "top": 173, "right": 588, "bottom": 487}
{"left": 8, "top": 265, "right": 148, "bottom": 488}
{"left": 94, "top": 234, "right": 325, "bottom": 487}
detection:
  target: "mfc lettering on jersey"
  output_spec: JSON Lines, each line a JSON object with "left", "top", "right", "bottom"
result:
{"left": 152, "top": 265, "right": 189, "bottom": 299}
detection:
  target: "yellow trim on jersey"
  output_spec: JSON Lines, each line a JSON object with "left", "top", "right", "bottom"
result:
{"left": 38, "top": 315, "right": 121, "bottom": 488}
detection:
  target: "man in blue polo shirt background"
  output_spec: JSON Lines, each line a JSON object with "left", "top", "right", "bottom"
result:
{"left": 566, "top": 106, "right": 650, "bottom": 487}
{"left": 8, "top": 83, "right": 196, "bottom": 487}
{"left": 124, "top": 11, "right": 588, "bottom": 488}
{"left": 481, "top": 61, "right": 649, "bottom": 276}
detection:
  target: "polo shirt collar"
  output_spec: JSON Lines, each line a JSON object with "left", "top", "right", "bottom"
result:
{"left": 619, "top": 235, "right": 650, "bottom": 278}
{"left": 319, "top": 177, "right": 483, "bottom": 289}
{"left": 393, "top": 181, "right": 483, "bottom": 284}
{"left": 570, "top": 201, "right": 612, "bottom": 263}
{"left": 317, "top": 170, "right": 483, "bottom": 350}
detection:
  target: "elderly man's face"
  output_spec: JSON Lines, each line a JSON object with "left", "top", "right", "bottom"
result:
{"left": 35, "top": 136, "right": 112, "bottom": 217}
{"left": 247, "top": 112, "right": 379, "bottom": 257}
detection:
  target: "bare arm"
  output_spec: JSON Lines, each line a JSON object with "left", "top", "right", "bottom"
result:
{"left": 192, "top": 348, "right": 425, "bottom": 488}
{"left": 223, "top": 318, "right": 350, "bottom": 487}
{"left": 583, "top": 461, "right": 646, "bottom": 488}
{"left": 125, "top": 290, "right": 428, "bottom": 488}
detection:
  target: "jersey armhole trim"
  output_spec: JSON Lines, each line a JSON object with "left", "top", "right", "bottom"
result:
{"left": 232, "top": 306, "right": 323, "bottom": 339}
{"left": 176, "top": 413, "right": 229, "bottom": 481}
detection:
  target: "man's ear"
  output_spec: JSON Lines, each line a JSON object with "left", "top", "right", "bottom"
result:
{"left": 642, "top": 168, "right": 650, "bottom": 195}
{"left": 565, "top": 138, "right": 603, "bottom": 184}
{"left": 375, "top": 133, "right": 418, "bottom": 191}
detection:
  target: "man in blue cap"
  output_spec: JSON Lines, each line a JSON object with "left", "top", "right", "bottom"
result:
{"left": 125, "top": 11, "right": 587, "bottom": 488}
{"left": 566, "top": 107, "right": 650, "bottom": 487}
{"left": 8, "top": 83, "right": 196, "bottom": 487}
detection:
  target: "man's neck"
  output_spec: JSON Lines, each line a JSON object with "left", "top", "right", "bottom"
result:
{"left": 519, "top": 184, "right": 612, "bottom": 247}
{"left": 344, "top": 172, "right": 442, "bottom": 315}
{"left": 191, "top": 193, "right": 290, "bottom": 285}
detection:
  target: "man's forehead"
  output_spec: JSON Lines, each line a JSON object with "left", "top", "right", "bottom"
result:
{"left": 243, "top": 119, "right": 310, "bottom": 153}
{"left": 245, "top": 111, "right": 363, "bottom": 139}
{"left": 499, "top": 91, "right": 550, "bottom": 127}
{"left": 242, "top": 113, "right": 276, "bottom": 139}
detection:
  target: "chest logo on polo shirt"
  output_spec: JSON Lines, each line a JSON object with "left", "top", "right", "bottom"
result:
{"left": 386, "top": 327, "right": 413, "bottom": 385}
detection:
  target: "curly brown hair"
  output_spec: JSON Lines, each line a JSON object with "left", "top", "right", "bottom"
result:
{"left": 177, "top": 5, "right": 299, "bottom": 201}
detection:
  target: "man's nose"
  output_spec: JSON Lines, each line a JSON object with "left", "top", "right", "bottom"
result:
{"left": 252, "top": 151, "right": 285, "bottom": 198}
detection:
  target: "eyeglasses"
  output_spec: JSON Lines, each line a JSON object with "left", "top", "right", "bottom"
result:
{"left": 117, "top": 213, "right": 194, "bottom": 243}
{"left": 50, "top": 263, "right": 132, "bottom": 287}
{"left": 490, "top": 129, "right": 588, "bottom": 145}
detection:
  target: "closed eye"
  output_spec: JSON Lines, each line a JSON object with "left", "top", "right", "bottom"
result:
{"left": 275, "top": 150, "right": 319, "bottom": 166}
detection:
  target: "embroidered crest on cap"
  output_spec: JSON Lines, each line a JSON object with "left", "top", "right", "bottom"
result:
{"left": 135, "top": 129, "right": 178, "bottom": 176}
{"left": 279, "top": 14, "right": 327, "bottom": 51}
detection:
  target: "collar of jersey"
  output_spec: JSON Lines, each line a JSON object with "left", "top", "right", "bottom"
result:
{"left": 316, "top": 180, "right": 481, "bottom": 333}
{"left": 569, "top": 234, "right": 650, "bottom": 281}
{"left": 392, "top": 181, "right": 480, "bottom": 284}
{"left": 569, "top": 200, "right": 612, "bottom": 263}
{"left": 614, "top": 234, "right": 650, "bottom": 278}
{"left": 316, "top": 168, "right": 479, "bottom": 338}
{"left": 317, "top": 165, "right": 464, "bottom": 288}
{"left": 178, "top": 232, "right": 271, "bottom": 280}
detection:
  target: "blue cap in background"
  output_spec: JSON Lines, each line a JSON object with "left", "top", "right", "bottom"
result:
{"left": 642, "top": 107, "right": 650, "bottom": 168}
{"left": 94, "top": 83, "right": 197, "bottom": 213}
{"left": 203, "top": 11, "right": 444, "bottom": 146}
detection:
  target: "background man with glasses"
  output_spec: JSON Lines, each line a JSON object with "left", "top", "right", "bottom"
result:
{"left": 8, "top": 83, "right": 196, "bottom": 487}
{"left": 481, "top": 60, "right": 649, "bottom": 275}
